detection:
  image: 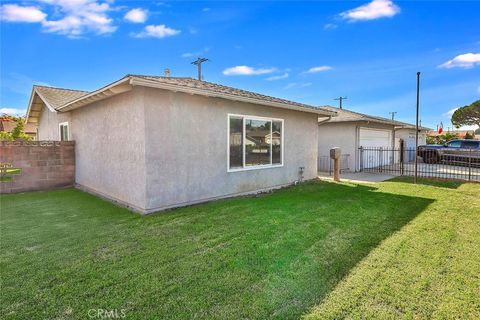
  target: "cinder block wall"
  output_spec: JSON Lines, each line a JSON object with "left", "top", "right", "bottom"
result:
{"left": 0, "top": 141, "right": 75, "bottom": 194}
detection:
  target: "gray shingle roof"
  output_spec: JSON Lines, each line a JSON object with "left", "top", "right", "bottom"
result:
{"left": 320, "top": 105, "right": 430, "bottom": 130}
{"left": 34, "top": 85, "right": 89, "bottom": 110}
{"left": 128, "top": 74, "right": 330, "bottom": 114}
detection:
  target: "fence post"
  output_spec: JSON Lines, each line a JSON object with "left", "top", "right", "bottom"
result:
{"left": 468, "top": 148, "right": 472, "bottom": 182}
{"left": 399, "top": 139, "right": 404, "bottom": 176}
{"left": 379, "top": 147, "right": 383, "bottom": 172}
{"left": 359, "top": 146, "right": 364, "bottom": 172}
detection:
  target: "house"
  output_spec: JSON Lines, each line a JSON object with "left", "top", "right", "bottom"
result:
{"left": 317, "top": 106, "right": 430, "bottom": 172}
{"left": 26, "top": 74, "right": 334, "bottom": 214}
{"left": 0, "top": 118, "right": 37, "bottom": 139}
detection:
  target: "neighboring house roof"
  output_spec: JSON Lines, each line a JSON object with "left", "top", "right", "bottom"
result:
{"left": 0, "top": 119, "right": 37, "bottom": 134}
{"left": 319, "top": 106, "right": 431, "bottom": 131}
{"left": 26, "top": 75, "right": 334, "bottom": 123}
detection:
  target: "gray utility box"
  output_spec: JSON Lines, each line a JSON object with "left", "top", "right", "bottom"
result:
{"left": 330, "top": 147, "right": 341, "bottom": 159}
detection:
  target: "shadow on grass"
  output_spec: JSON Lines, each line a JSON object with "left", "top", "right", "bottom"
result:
{"left": 1, "top": 181, "right": 434, "bottom": 319}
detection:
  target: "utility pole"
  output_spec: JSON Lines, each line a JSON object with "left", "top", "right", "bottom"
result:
{"left": 389, "top": 111, "right": 397, "bottom": 121}
{"left": 334, "top": 96, "right": 347, "bottom": 109}
{"left": 414, "top": 72, "right": 421, "bottom": 184}
{"left": 191, "top": 57, "right": 209, "bottom": 81}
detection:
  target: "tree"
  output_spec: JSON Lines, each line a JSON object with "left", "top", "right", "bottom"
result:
{"left": 0, "top": 117, "right": 33, "bottom": 141}
{"left": 451, "top": 100, "right": 480, "bottom": 128}
{"left": 464, "top": 132, "right": 474, "bottom": 139}
{"left": 426, "top": 135, "right": 436, "bottom": 144}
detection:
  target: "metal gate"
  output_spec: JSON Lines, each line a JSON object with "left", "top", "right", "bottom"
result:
{"left": 359, "top": 142, "right": 480, "bottom": 182}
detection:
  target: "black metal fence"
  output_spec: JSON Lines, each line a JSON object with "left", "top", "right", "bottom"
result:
{"left": 318, "top": 154, "right": 350, "bottom": 174}
{"left": 359, "top": 146, "right": 480, "bottom": 182}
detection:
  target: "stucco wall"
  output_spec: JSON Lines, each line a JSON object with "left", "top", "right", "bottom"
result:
{"left": 395, "top": 128, "right": 427, "bottom": 148}
{"left": 318, "top": 122, "right": 357, "bottom": 172}
{"left": 143, "top": 88, "right": 318, "bottom": 212}
{"left": 71, "top": 87, "right": 147, "bottom": 211}
{"left": 37, "top": 105, "right": 71, "bottom": 140}
{"left": 318, "top": 121, "right": 397, "bottom": 172}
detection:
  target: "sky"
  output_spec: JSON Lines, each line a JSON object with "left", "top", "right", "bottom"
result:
{"left": 1, "top": 0, "right": 479, "bottom": 130}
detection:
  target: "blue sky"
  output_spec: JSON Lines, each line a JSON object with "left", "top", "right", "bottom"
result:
{"left": 1, "top": 0, "right": 479, "bottom": 130}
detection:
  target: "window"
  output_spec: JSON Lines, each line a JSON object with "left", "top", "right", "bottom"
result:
{"left": 462, "top": 140, "right": 479, "bottom": 148}
{"left": 59, "top": 122, "right": 69, "bottom": 141}
{"left": 446, "top": 140, "right": 461, "bottom": 148}
{"left": 228, "top": 114, "right": 283, "bottom": 171}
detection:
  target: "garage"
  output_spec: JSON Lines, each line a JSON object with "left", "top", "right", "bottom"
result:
{"left": 359, "top": 128, "right": 393, "bottom": 169}
{"left": 317, "top": 106, "right": 431, "bottom": 173}
{"left": 359, "top": 127, "right": 393, "bottom": 148}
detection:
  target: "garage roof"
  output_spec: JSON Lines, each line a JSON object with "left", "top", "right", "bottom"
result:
{"left": 319, "top": 106, "right": 431, "bottom": 131}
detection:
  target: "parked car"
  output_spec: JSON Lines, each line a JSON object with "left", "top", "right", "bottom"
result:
{"left": 417, "top": 139, "right": 480, "bottom": 164}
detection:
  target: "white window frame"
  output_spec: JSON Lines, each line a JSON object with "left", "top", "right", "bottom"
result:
{"left": 227, "top": 113, "right": 284, "bottom": 172}
{"left": 58, "top": 122, "right": 70, "bottom": 141}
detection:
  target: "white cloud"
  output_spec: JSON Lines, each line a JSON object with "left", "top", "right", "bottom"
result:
{"left": 124, "top": 8, "right": 148, "bottom": 23}
{"left": 305, "top": 66, "right": 333, "bottom": 73}
{"left": 0, "top": 107, "right": 26, "bottom": 115}
{"left": 340, "top": 0, "right": 400, "bottom": 22}
{"left": 438, "top": 53, "right": 480, "bottom": 69}
{"left": 442, "top": 108, "right": 458, "bottom": 118}
{"left": 477, "top": 85, "right": 480, "bottom": 94}
{"left": 323, "top": 23, "right": 337, "bottom": 30}
{"left": 284, "top": 82, "right": 312, "bottom": 89}
{"left": 202, "top": 8, "right": 211, "bottom": 12}
{"left": 223, "top": 66, "right": 276, "bottom": 76}
{"left": 1, "top": 1, "right": 117, "bottom": 37}
{"left": 0, "top": 4, "right": 46, "bottom": 23}
{"left": 266, "top": 73, "right": 289, "bottom": 81}
{"left": 133, "top": 24, "right": 180, "bottom": 38}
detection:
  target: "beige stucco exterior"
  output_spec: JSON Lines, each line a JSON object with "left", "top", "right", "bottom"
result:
{"left": 37, "top": 107, "right": 71, "bottom": 141}
{"left": 318, "top": 121, "right": 428, "bottom": 172}
{"left": 37, "top": 86, "right": 318, "bottom": 213}
{"left": 318, "top": 121, "right": 396, "bottom": 172}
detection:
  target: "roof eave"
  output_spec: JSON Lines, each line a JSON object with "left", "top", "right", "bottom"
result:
{"left": 130, "top": 77, "right": 334, "bottom": 116}
{"left": 26, "top": 87, "right": 57, "bottom": 124}
{"left": 56, "top": 77, "right": 132, "bottom": 112}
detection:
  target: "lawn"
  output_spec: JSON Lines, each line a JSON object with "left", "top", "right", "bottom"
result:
{"left": 0, "top": 179, "right": 478, "bottom": 319}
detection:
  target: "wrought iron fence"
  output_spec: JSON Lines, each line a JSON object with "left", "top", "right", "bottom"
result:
{"left": 318, "top": 154, "right": 350, "bottom": 174}
{"left": 359, "top": 146, "right": 480, "bottom": 182}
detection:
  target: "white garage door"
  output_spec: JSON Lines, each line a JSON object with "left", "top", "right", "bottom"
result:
{"left": 359, "top": 128, "right": 393, "bottom": 169}
{"left": 359, "top": 128, "right": 392, "bottom": 148}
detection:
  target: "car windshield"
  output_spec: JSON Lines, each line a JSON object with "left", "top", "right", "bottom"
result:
{"left": 446, "top": 141, "right": 462, "bottom": 148}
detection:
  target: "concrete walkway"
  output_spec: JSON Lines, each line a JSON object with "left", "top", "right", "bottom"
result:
{"left": 318, "top": 172, "right": 395, "bottom": 184}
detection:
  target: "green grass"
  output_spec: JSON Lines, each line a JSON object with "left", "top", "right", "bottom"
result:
{"left": 0, "top": 179, "right": 478, "bottom": 319}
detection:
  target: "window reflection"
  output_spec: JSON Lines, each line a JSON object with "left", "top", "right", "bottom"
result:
{"left": 245, "top": 119, "right": 271, "bottom": 166}
{"left": 272, "top": 121, "right": 282, "bottom": 164}
{"left": 229, "top": 117, "right": 243, "bottom": 168}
